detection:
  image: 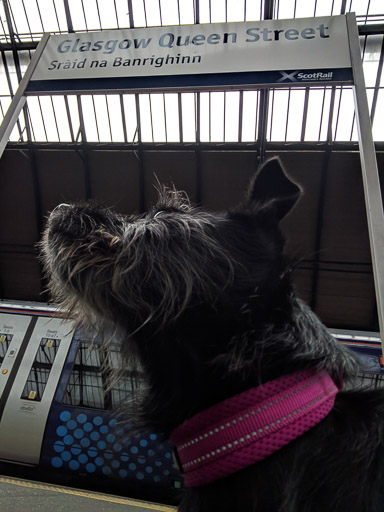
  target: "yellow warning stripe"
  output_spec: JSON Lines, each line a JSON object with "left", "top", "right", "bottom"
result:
{"left": 0, "top": 476, "right": 177, "bottom": 511}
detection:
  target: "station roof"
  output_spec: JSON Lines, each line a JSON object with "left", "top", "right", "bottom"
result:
{"left": 0, "top": 0, "right": 383, "bottom": 333}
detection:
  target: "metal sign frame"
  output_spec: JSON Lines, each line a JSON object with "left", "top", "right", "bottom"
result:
{"left": 0, "top": 13, "right": 383, "bottom": 352}
{"left": 25, "top": 15, "right": 353, "bottom": 93}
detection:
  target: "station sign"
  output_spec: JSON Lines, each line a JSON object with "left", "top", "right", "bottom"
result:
{"left": 27, "top": 15, "right": 353, "bottom": 93}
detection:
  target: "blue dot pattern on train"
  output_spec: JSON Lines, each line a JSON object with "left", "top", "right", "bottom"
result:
{"left": 51, "top": 411, "right": 178, "bottom": 486}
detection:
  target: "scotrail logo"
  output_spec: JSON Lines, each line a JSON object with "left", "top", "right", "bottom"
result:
{"left": 277, "top": 71, "right": 334, "bottom": 83}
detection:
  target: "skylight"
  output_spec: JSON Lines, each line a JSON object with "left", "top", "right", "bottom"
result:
{"left": 0, "top": 0, "right": 382, "bottom": 144}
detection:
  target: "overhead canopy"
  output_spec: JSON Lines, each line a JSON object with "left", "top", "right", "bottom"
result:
{"left": 0, "top": 0, "right": 383, "bottom": 339}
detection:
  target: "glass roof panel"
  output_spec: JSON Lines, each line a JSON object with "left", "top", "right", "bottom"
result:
{"left": 241, "top": 91, "right": 258, "bottom": 142}
{"left": 224, "top": 91, "right": 240, "bottom": 142}
{"left": 369, "top": 0, "right": 384, "bottom": 16}
{"left": 4, "top": 52, "right": 21, "bottom": 94}
{"left": 0, "top": 63, "right": 9, "bottom": 96}
{"left": 245, "top": 0, "right": 262, "bottom": 21}
{"left": 199, "top": 92, "right": 210, "bottom": 142}
{"left": 9, "top": 0, "right": 31, "bottom": 38}
{"left": 52, "top": 0, "right": 68, "bottom": 32}
{"left": 362, "top": 35, "right": 383, "bottom": 88}
{"left": 144, "top": 0, "right": 162, "bottom": 27}
{"left": 9, "top": 104, "right": 23, "bottom": 141}
{"left": 227, "top": 0, "right": 246, "bottom": 23}
{"left": 68, "top": 0, "right": 88, "bottom": 32}
{"left": 286, "top": 88, "right": 306, "bottom": 141}
{"left": 333, "top": 87, "right": 356, "bottom": 141}
{"left": 320, "top": 88, "right": 334, "bottom": 141}
{"left": 315, "top": 0, "right": 341, "bottom": 17}
{"left": 131, "top": 0, "right": 147, "bottom": 27}
{"left": 27, "top": 96, "right": 48, "bottom": 141}
{"left": 36, "top": 0, "right": 62, "bottom": 33}
{"left": 121, "top": 94, "right": 137, "bottom": 142}
{"left": 106, "top": 95, "right": 125, "bottom": 142}
{"left": 178, "top": 0, "right": 195, "bottom": 25}
{"left": 207, "top": 0, "right": 226, "bottom": 23}
{"left": 349, "top": 0, "right": 370, "bottom": 17}
{"left": 139, "top": 93, "right": 154, "bottom": 142}
{"left": 38, "top": 96, "right": 61, "bottom": 141}
{"left": 294, "top": 0, "right": 317, "bottom": 19}
{"left": 366, "top": 87, "right": 375, "bottom": 111}
{"left": 180, "top": 92, "right": 196, "bottom": 142}
{"left": 305, "top": 88, "right": 327, "bottom": 142}
{"left": 0, "top": 0, "right": 382, "bottom": 145}
{"left": 81, "top": 95, "right": 99, "bottom": 142}
{"left": 67, "top": 95, "right": 81, "bottom": 142}
{"left": 82, "top": 0, "right": 103, "bottom": 31}
{"left": 159, "top": 0, "right": 181, "bottom": 26}
{"left": 150, "top": 93, "right": 167, "bottom": 142}
{"left": 51, "top": 96, "right": 72, "bottom": 142}
{"left": 0, "top": 2, "right": 8, "bottom": 42}
{"left": 93, "top": 95, "right": 114, "bottom": 142}
{"left": 210, "top": 91, "right": 225, "bottom": 142}
{"left": 0, "top": 97, "right": 10, "bottom": 121}
{"left": 372, "top": 89, "right": 384, "bottom": 139}
{"left": 164, "top": 93, "right": 180, "bottom": 142}
{"left": 276, "top": 0, "right": 296, "bottom": 20}
{"left": 268, "top": 89, "right": 290, "bottom": 141}
{"left": 24, "top": 0, "right": 44, "bottom": 37}
{"left": 114, "top": 0, "right": 131, "bottom": 29}
{"left": 98, "top": 0, "right": 120, "bottom": 30}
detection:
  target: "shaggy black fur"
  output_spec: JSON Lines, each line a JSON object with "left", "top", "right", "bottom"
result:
{"left": 40, "top": 158, "right": 384, "bottom": 511}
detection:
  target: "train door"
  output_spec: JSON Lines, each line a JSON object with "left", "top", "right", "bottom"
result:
{"left": 0, "top": 313, "right": 32, "bottom": 399}
{"left": 0, "top": 314, "right": 74, "bottom": 465}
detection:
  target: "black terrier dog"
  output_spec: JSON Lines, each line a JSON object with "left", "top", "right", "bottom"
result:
{"left": 41, "top": 158, "right": 384, "bottom": 511}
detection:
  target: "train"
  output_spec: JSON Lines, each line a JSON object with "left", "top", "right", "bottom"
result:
{"left": 0, "top": 299, "right": 383, "bottom": 501}
{"left": 0, "top": 300, "right": 182, "bottom": 502}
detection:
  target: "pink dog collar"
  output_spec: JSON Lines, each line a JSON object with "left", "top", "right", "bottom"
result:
{"left": 171, "top": 368, "right": 339, "bottom": 487}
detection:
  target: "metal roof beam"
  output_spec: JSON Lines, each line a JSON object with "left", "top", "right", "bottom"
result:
{"left": 256, "top": 0, "right": 275, "bottom": 163}
{"left": 370, "top": 35, "right": 384, "bottom": 124}
{"left": 63, "top": 0, "right": 74, "bottom": 33}
{"left": 4, "top": 140, "right": 384, "bottom": 151}
{"left": 359, "top": 24, "right": 384, "bottom": 36}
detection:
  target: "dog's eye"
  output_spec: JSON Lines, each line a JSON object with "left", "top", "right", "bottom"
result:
{"left": 154, "top": 210, "right": 165, "bottom": 218}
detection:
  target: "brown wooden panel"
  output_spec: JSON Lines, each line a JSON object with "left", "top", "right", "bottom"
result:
{"left": 37, "top": 149, "right": 87, "bottom": 216}
{"left": 0, "top": 150, "right": 38, "bottom": 245}
{"left": 291, "top": 267, "right": 314, "bottom": 305}
{"left": 89, "top": 150, "right": 141, "bottom": 214}
{"left": 0, "top": 252, "right": 42, "bottom": 301}
{"left": 315, "top": 270, "right": 375, "bottom": 329}
{"left": 143, "top": 151, "right": 197, "bottom": 209}
{"left": 0, "top": 146, "right": 382, "bottom": 332}
{"left": 200, "top": 151, "right": 258, "bottom": 210}
{"left": 320, "top": 152, "right": 371, "bottom": 264}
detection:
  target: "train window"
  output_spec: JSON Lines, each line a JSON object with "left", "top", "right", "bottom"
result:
{"left": 0, "top": 333, "right": 13, "bottom": 367}
{"left": 62, "top": 342, "right": 142, "bottom": 410}
{"left": 357, "top": 372, "right": 384, "bottom": 390}
{"left": 20, "top": 338, "right": 61, "bottom": 401}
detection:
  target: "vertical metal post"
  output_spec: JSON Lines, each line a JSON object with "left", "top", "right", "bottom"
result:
{"left": 346, "top": 13, "right": 384, "bottom": 350}
{"left": 0, "top": 34, "right": 50, "bottom": 159}
{"left": 257, "top": 0, "right": 274, "bottom": 163}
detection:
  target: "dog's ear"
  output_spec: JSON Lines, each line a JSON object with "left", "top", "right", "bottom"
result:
{"left": 246, "top": 157, "right": 302, "bottom": 221}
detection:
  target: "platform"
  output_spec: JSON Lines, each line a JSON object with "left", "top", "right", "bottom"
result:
{"left": 0, "top": 475, "right": 177, "bottom": 512}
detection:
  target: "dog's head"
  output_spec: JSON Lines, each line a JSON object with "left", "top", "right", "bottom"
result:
{"left": 40, "top": 158, "right": 358, "bottom": 432}
{"left": 41, "top": 157, "right": 300, "bottom": 328}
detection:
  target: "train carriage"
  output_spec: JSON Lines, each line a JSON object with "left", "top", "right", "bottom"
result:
{"left": 0, "top": 299, "right": 383, "bottom": 501}
{"left": 0, "top": 300, "right": 182, "bottom": 502}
